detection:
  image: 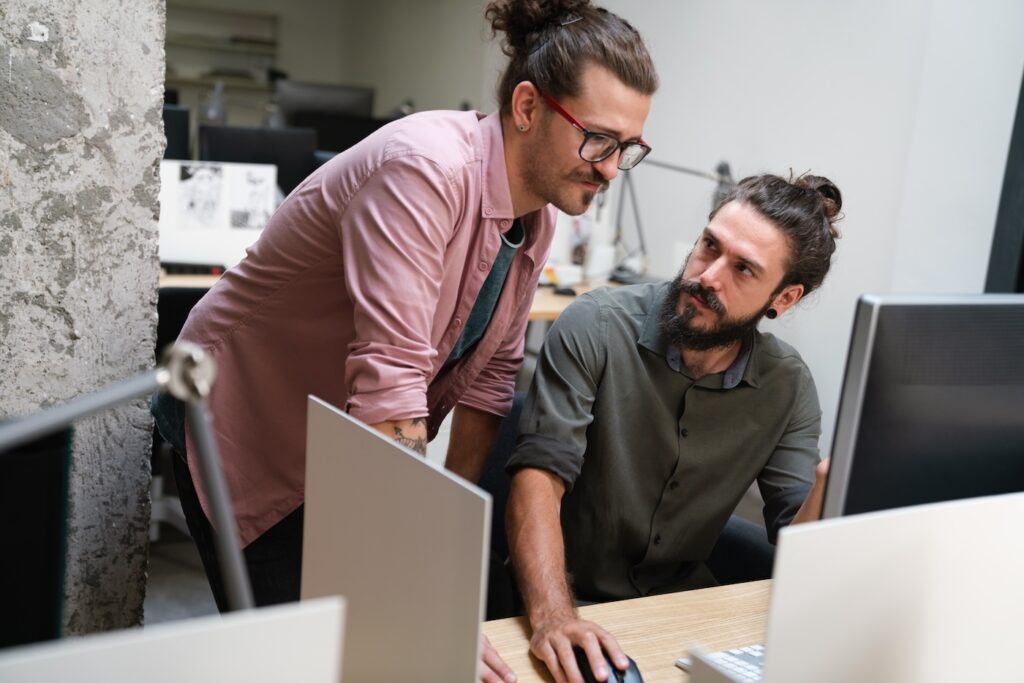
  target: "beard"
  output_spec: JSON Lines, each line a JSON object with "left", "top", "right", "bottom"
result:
{"left": 658, "top": 274, "right": 772, "bottom": 351}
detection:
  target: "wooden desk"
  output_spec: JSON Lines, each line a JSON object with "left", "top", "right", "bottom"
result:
{"left": 483, "top": 581, "right": 770, "bottom": 683}
{"left": 158, "top": 273, "right": 608, "bottom": 323}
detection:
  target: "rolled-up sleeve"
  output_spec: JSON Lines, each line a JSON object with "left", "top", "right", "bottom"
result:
{"left": 340, "top": 154, "right": 459, "bottom": 425}
{"left": 757, "top": 363, "right": 821, "bottom": 542}
{"left": 506, "top": 293, "right": 606, "bottom": 490}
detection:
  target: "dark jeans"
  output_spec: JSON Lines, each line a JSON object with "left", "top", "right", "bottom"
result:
{"left": 170, "top": 437, "right": 304, "bottom": 611}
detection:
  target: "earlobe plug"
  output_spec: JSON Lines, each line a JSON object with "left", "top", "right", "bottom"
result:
{"left": 766, "top": 308, "right": 778, "bottom": 320}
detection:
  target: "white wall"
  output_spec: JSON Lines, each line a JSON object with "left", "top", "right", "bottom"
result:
{"left": 596, "top": 0, "right": 1024, "bottom": 450}
{"left": 340, "top": 0, "right": 493, "bottom": 116}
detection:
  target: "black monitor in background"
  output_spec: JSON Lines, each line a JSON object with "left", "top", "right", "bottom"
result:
{"left": 0, "top": 429, "right": 71, "bottom": 648}
{"left": 273, "top": 80, "right": 390, "bottom": 153}
{"left": 275, "top": 79, "right": 374, "bottom": 120}
{"left": 821, "top": 294, "right": 1024, "bottom": 518}
{"left": 163, "top": 104, "right": 190, "bottom": 160}
{"left": 294, "top": 112, "right": 392, "bottom": 154}
{"left": 198, "top": 124, "right": 318, "bottom": 197}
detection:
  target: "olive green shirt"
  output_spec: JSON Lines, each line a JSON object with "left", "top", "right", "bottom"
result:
{"left": 507, "top": 283, "right": 821, "bottom": 602}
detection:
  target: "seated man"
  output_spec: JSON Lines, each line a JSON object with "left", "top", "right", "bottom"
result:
{"left": 504, "top": 173, "right": 841, "bottom": 683}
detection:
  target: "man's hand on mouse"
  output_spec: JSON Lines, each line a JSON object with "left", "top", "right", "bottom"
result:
{"left": 528, "top": 614, "right": 628, "bottom": 683}
{"left": 479, "top": 633, "right": 517, "bottom": 683}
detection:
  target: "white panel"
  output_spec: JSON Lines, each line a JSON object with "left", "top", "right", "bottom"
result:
{"left": 301, "top": 396, "right": 490, "bottom": 683}
{"left": 764, "top": 493, "right": 1024, "bottom": 682}
{"left": 0, "top": 598, "right": 345, "bottom": 683}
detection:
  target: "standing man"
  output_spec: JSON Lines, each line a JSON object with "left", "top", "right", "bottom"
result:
{"left": 154, "top": 0, "right": 656, "bottom": 651}
{"left": 505, "top": 174, "right": 843, "bottom": 683}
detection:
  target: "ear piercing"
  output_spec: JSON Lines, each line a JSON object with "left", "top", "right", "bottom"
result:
{"left": 765, "top": 308, "right": 778, "bottom": 320}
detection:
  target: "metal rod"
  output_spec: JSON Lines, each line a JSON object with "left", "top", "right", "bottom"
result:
{"left": 643, "top": 158, "right": 730, "bottom": 183}
{"left": 0, "top": 372, "right": 164, "bottom": 453}
{"left": 185, "top": 399, "right": 255, "bottom": 611}
{"left": 627, "top": 173, "right": 647, "bottom": 258}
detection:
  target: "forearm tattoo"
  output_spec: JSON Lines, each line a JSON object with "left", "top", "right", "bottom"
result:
{"left": 393, "top": 418, "right": 427, "bottom": 455}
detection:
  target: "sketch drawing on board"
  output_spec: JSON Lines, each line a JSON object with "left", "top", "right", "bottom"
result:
{"left": 179, "top": 164, "right": 224, "bottom": 229}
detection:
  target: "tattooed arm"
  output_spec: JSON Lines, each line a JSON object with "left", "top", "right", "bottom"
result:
{"left": 369, "top": 417, "right": 429, "bottom": 455}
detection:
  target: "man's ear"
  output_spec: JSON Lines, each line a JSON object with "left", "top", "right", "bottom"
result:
{"left": 510, "top": 81, "right": 542, "bottom": 132}
{"left": 771, "top": 283, "right": 805, "bottom": 317}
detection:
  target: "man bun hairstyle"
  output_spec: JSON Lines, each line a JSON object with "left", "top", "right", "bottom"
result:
{"left": 710, "top": 173, "right": 843, "bottom": 296}
{"left": 486, "top": 0, "right": 658, "bottom": 115}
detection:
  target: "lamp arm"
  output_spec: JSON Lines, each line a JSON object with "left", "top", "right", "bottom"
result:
{"left": 0, "top": 342, "right": 255, "bottom": 612}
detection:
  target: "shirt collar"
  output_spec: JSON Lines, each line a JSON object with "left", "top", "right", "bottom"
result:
{"left": 478, "top": 112, "right": 556, "bottom": 258}
{"left": 479, "top": 113, "right": 515, "bottom": 221}
{"left": 639, "top": 282, "right": 760, "bottom": 390}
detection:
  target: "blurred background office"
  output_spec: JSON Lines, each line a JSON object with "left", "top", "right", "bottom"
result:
{"left": 165, "top": 0, "right": 1024, "bottom": 449}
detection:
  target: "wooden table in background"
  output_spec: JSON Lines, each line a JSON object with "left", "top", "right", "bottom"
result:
{"left": 482, "top": 581, "right": 770, "bottom": 683}
{"left": 159, "top": 273, "right": 608, "bottom": 323}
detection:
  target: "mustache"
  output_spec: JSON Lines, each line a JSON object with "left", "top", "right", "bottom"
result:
{"left": 678, "top": 279, "right": 726, "bottom": 315}
{"left": 572, "top": 170, "right": 609, "bottom": 193}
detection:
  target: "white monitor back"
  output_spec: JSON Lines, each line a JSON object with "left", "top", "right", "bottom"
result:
{"left": 0, "top": 597, "right": 345, "bottom": 682}
{"left": 763, "top": 492, "right": 1024, "bottom": 682}
{"left": 301, "top": 396, "right": 491, "bottom": 683}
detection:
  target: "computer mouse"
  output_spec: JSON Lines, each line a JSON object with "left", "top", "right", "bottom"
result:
{"left": 573, "top": 646, "right": 644, "bottom": 683}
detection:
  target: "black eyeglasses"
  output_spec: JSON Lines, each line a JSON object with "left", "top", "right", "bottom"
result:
{"left": 539, "top": 91, "right": 652, "bottom": 170}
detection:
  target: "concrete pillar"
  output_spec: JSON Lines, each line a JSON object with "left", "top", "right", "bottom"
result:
{"left": 0, "top": 1, "right": 164, "bottom": 633}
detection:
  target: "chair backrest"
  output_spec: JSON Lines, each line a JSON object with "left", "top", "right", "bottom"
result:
{"left": 198, "top": 124, "right": 318, "bottom": 196}
{"left": 0, "top": 429, "right": 72, "bottom": 648}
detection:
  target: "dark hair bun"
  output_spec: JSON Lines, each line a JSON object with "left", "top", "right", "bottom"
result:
{"left": 795, "top": 174, "right": 842, "bottom": 220}
{"left": 486, "top": 0, "right": 594, "bottom": 56}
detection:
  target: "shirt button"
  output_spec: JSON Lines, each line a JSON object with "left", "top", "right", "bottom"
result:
{"left": 484, "top": 207, "right": 494, "bottom": 215}
{"left": 478, "top": 261, "right": 489, "bottom": 271}
{"left": 680, "top": 427, "right": 689, "bottom": 438}
{"left": 653, "top": 534, "right": 662, "bottom": 546}
{"left": 453, "top": 318, "right": 463, "bottom": 328}
{"left": 500, "top": 219, "right": 510, "bottom": 228}
{"left": 669, "top": 480, "right": 679, "bottom": 491}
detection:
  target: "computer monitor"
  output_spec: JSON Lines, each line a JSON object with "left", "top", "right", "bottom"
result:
{"left": 0, "top": 597, "right": 346, "bottom": 681}
{"left": 273, "top": 80, "right": 390, "bottom": 153}
{"left": 822, "top": 293, "right": 1024, "bottom": 518}
{"left": 0, "top": 429, "right": 71, "bottom": 647}
{"left": 162, "top": 104, "right": 190, "bottom": 160}
{"left": 198, "top": 124, "right": 317, "bottom": 197}
{"left": 301, "top": 396, "right": 490, "bottom": 682}
{"left": 275, "top": 79, "right": 374, "bottom": 120}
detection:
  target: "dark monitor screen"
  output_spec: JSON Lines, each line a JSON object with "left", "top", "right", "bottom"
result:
{"left": 822, "top": 294, "right": 1024, "bottom": 518}
{"left": 292, "top": 112, "right": 392, "bottom": 154}
{"left": 275, "top": 80, "right": 374, "bottom": 120}
{"left": 198, "top": 125, "right": 318, "bottom": 197}
{"left": 0, "top": 428, "right": 71, "bottom": 648}
{"left": 163, "top": 104, "right": 190, "bottom": 160}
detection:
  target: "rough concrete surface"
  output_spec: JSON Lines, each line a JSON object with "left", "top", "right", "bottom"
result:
{"left": 0, "top": 0, "right": 164, "bottom": 634}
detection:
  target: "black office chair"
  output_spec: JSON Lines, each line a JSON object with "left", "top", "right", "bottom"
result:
{"left": 478, "top": 393, "right": 777, "bottom": 619}
{"left": 0, "top": 428, "right": 72, "bottom": 647}
{"left": 150, "top": 287, "right": 209, "bottom": 540}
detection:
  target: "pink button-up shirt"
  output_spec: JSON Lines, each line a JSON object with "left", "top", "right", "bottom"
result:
{"left": 180, "top": 111, "right": 557, "bottom": 545}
